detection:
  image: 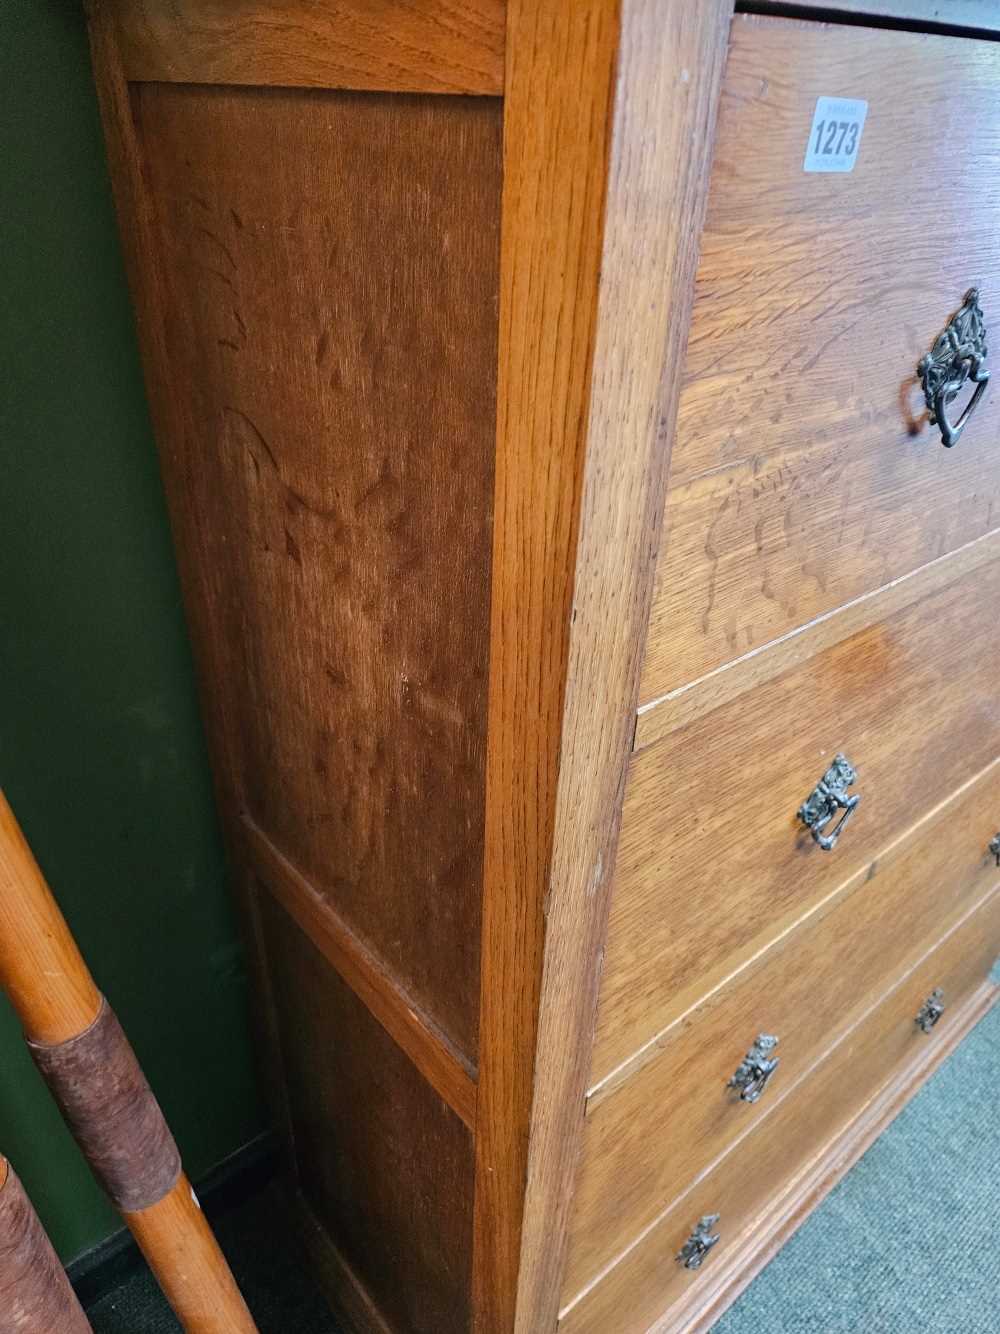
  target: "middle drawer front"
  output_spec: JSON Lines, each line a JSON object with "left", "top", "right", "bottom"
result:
{"left": 564, "top": 759, "right": 1000, "bottom": 1298}
{"left": 593, "top": 553, "right": 1000, "bottom": 1086}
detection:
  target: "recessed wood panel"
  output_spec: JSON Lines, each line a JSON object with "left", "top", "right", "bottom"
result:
{"left": 641, "top": 17, "right": 1000, "bottom": 704}
{"left": 263, "top": 894, "right": 474, "bottom": 1334}
{"left": 595, "top": 554, "right": 1000, "bottom": 1085}
{"left": 565, "top": 759, "right": 1000, "bottom": 1298}
{"left": 131, "top": 82, "right": 501, "bottom": 1061}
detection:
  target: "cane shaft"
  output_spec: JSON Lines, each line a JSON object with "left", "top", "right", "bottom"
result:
{"left": 0, "top": 793, "right": 258, "bottom": 1332}
{"left": 126, "top": 1176, "right": 257, "bottom": 1334}
{"left": 0, "top": 790, "right": 101, "bottom": 1044}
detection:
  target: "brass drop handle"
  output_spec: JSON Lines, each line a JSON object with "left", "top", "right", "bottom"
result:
{"left": 915, "top": 988, "right": 945, "bottom": 1033}
{"left": 728, "top": 1034, "right": 780, "bottom": 1103}
{"left": 676, "top": 1215, "right": 721, "bottom": 1270}
{"left": 918, "top": 288, "right": 989, "bottom": 448}
{"left": 798, "top": 754, "right": 860, "bottom": 851}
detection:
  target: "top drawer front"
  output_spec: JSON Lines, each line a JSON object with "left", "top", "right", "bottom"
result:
{"left": 640, "top": 16, "right": 1000, "bottom": 704}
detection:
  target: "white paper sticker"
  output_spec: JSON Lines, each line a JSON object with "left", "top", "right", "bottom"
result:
{"left": 803, "top": 97, "right": 868, "bottom": 173}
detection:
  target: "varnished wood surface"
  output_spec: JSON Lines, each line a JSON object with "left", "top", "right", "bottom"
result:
{"left": 125, "top": 1176, "right": 258, "bottom": 1334}
{"left": 560, "top": 884, "right": 1000, "bottom": 1331}
{"left": 637, "top": 526, "right": 1000, "bottom": 750}
{"left": 132, "top": 81, "right": 500, "bottom": 1063}
{"left": 470, "top": 2, "right": 621, "bottom": 1327}
{"left": 103, "top": 0, "right": 505, "bottom": 94}
{"left": 0, "top": 790, "right": 102, "bottom": 1044}
{"left": 264, "top": 897, "right": 475, "bottom": 1334}
{"left": 295, "top": 1188, "right": 395, "bottom": 1334}
{"left": 472, "top": 2, "right": 731, "bottom": 1329}
{"left": 595, "top": 554, "right": 1000, "bottom": 1085}
{"left": 640, "top": 16, "right": 1000, "bottom": 704}
{"left": 652, "top": 982, "right": 1000, "bottom": 1334}
{"left": 87, "top": 0, "right": 296, "bottom": 1150}
{"left": 242, "top": 818, "right": 476, "bottom": 1129}
{"left": 564, "top": 758, "right": 1000, "bottom": 1298}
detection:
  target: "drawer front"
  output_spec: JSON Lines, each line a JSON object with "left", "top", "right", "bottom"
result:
{"left": 560, "top": 886, "right": 1000, "bottom": 1333}
{"left": 564, "top": 762, "right": 1000, "bottom": 1299}
{"left": 640, "top": 15, "right": 1000, "bottom": 705}
{"left": 594, "top": 554, "right": 1000, "bottom": 1083}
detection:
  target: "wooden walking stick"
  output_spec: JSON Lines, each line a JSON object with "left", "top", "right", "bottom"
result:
{"left": 0, "top": 1156, "right": 93, "bottom": 1333}
{"left": 0, "top": 790, "right": 258, "bottom": 1333}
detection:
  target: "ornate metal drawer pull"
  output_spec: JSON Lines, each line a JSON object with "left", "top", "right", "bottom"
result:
{"left": 728, "top": 1034, "right": 780, "bottom": 1103}
{"left": 918, "top": 288, "right": 989, "bottom": 447}
{"left": 990, "top": 833, "right": 1000, "bottom": 867}
{"left": 797, "top": 754, "right": 860, "bottom": 851}
{"left": 916, "top": 988, "right": 945, "bottom": 1033}
{"left": 676, "top": 1214, "right": 721, "bottom": 1270}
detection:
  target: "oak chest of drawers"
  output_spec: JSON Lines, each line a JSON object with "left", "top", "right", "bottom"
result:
{"left": 87, "top": 1, "right": 1000, "bottom": 1330}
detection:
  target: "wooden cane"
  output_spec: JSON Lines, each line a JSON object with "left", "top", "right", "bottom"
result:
{"left": 0, "top": 790, "right": 258, "bottom": 1333}
{"left": 0, "top": 1156, "right": 93, "bottom": 1333}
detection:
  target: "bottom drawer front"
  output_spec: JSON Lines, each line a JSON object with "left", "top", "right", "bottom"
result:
{"left": 559, "top": 885, "right": 1000, "bottom": 1334}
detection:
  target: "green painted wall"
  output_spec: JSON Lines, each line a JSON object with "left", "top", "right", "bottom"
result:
{"left": 0, "top": 0, "right": 264, "bottom": 1261}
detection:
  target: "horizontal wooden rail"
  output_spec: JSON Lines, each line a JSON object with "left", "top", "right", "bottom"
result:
{"left": 241, "top": 815, "right": 478, "bottom": 1129}
{"left": 635, "top": 527, "right": 1000, "bottom": 752}
{"left": 100, "top": 0, "right": 506, "bottom": 94}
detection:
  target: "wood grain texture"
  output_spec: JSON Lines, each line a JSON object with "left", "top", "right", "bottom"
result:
{"left": 637, "top": 526, "right": 1000, "bottom": 750}
{"left": 124, "top": 1175, "right": 258, "bottom": 1334}
{"left": 105, "top": 0, "right": 505, "bottom": 94}
{"left": 560, "top": 891, "right": 1000, "bottom": 1332}
{"left": 88, "top": 16, "right": 499, "bottom": 1322}
{"left": 295, "top": 1188, "right": 395, "bottom": 1334}
{"left": 640, "top": 16, "right": 1000, "bottom": 704}
{"left": 591, "top": 753, "right": 1000, "bottom": 1101}
{"left": 564, "top": 758, "right": 1000, "bottom": 1297}
{"left": 596, "top": 553, "right": 1000, "bottom": 1085}
{"left": 647, "top": 982, "right": 1000, "bottom": 1334}
{"left": 86, "top": 0, "right": 295, "bottom": 1149}
{"left": 243, "top": 817, "right": 477, "bottom": 1129}
{"left": 472, "top": 3, "right": 733, "bottom": 1329}
{"left": 759, "top": 0, "right": 1000, "bottom": 34}
{"left": 130, "top": 80, "right": 500, "bottom": 1062}
{"left": 264, "top": 896, "right": 475, "bottom": 1334}
{"left": 0, "top": 790, "right": 102, "bottom": 1044}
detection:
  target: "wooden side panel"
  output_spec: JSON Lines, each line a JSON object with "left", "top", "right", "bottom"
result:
{"left": 130, "top": 82, "right": 501, "bottom": 1063}
{"left": 640, "top": 17, "right": 1000, "bottom": 703}
{"left": 262, "top": 894, "right": 475, "bottom": 1334}
{"left": 473, "top": 2, "right": 733, "bottom": 1330}
{"left": 105, "top": 0, "right": 506, "bottom": 94}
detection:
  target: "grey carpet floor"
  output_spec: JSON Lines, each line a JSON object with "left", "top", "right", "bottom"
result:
{"left": 85, "top": 1000, "right": 999, "bottom": 1333}
{"left": 710, "top": 997, "right": 1000, "bottom": 1334}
